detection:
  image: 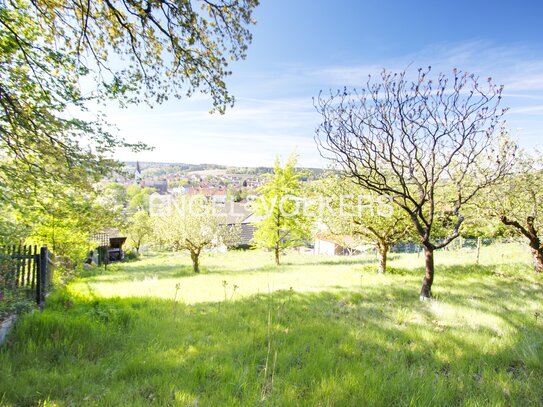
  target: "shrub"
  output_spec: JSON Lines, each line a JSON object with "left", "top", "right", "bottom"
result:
{"left": 0, "top": 253, "right": 16, "bottom": 299}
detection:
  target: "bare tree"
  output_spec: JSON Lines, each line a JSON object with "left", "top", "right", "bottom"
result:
{"left": 315, "top": 68, "right": 516, "bottom": 299}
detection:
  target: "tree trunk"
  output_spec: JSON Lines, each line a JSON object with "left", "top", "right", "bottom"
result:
{"left": 274, "top": 246, "right": 280, "bottom": 266}
{"left": 420, "top": 245, "right": 434, "bottom": 300}
{"left": 531, "top": 248, "right": 543, "bottom": 273}
{"left": 377, "top": 243, "right": 389, "bottom": 274}
{"left": 476, "top": 237, "right": 481, "bottom": 265}
{"left": 500, "top": 216, "right": 543, "bottom": 274}
{"left": 190, "top": 250, "right": 200, "bottom": 273}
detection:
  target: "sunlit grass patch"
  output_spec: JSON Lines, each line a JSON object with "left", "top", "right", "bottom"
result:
{"left": 1, "top": 244, "right": 542, "bottom": 405}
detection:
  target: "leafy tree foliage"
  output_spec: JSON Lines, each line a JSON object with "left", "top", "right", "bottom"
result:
{"left": 315, "top": 68, "right": 516, "bottom": 298}
{"left": 26, "top": 189, "right": 122, "bottom": 263}
{"left": 252, "top": 154, "right": 310, "bottom": 265}
{"left": 458, "top": 204, "right": 511, "bottom": 239}
{"left": 127, "top": 185, "right": 156, "bottom": 213}
{"left": 153, "top": 195, "right": 239, "bottom": 272}
{"left": 0, "top": 204, "right": 30, "bottom": 246}
{"left": 102, "top": 183, "right": 129, "bottom": 208}
{"left": 483, "top": 153, "right": 543, "bottom": 273}
{"left": 3, "top": 0, "right": 259, "bottom": 109}
{"left": 125, "top": 210, "right": 153, "bottom": 255}
{"left": 0, "top": 2, "right": 133, "bottom": 253}
{"left": 0, "top": 3, "right": 139, "bottom": 192}
{"left": 227, "top": 187, "right": 248, "bottom": 203}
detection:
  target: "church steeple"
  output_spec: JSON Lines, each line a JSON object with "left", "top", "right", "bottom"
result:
{"left": 135, "top": 161, "right": 142, "bottom": 184}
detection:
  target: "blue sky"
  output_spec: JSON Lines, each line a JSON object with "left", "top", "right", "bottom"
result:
{"left": 112, "top": 0, "right": 543, "bottom": 168}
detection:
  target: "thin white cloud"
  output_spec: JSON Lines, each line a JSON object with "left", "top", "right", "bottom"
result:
{"left": 510, "top": 105, "right": 543, "bottom": 114}
{"left": 308, "top": 41, "right": 543, "bottom": 93}
{"left": 110, "top": 40, "right": 543, "bottom": 166}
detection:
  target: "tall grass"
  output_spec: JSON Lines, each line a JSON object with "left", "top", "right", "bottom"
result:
{"left": 0, "top": 243, "right": 541, "bottom": 405}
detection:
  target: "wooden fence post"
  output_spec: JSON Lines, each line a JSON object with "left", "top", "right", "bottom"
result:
{"left": 15, "top": 245, "right": 21, "bottom": 287}
{"left": 37, "top": 247, "right": 48, "bottom": 307}
{"left": 26, "top": 245, "right": 32, "bottom": 287}
{"left": 31, "top": 245, "right": 37, "bottom": 289}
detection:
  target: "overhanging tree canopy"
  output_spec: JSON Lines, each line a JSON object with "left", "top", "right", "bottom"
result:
{"left": 0, "top": 0, "right": 258, "bottom": 240}
{"left": 1, "top": 0, "right": 259, "bottom": 109}
{"left": 0, "top": 0, "right": 258, "bottom": 179}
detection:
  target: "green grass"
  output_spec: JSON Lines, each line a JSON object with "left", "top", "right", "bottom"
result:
{"left": 1, "top": 243, "right": 542, "bottom": 405}
{"left": 71, "top": 242, "right": 533, "bottom": 303}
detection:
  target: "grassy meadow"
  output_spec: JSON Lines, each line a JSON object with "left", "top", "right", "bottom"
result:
{"left": 1, "top": 243, "right": 542, "bottom": 405}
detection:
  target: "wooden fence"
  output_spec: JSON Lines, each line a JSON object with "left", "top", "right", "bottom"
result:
{"left": 0, "top": 245, "right": 55, "bottom": 307}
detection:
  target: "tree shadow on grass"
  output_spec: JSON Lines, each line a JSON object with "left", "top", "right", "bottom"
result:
{"left": 385, "top": 262, "right": 534, "bottom": 278}
{"left": 282, "top": 255, "right": 380, "bottom": 267}
{"left": 1, "top": 279, "right": 542, "bottom": 406}
{"left": 80, "top": 262, "right": 195, "bottom": 283}
{"left": 82, "top": 260, "right": 281, "bottom": 283}
{"left": 85, "top": 255, "right": 384, "bottom": 285}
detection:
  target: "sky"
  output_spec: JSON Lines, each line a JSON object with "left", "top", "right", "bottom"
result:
{"left": 110, "top": 0, "right": 543, "bottom": 168}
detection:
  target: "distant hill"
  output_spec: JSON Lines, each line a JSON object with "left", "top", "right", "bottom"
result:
{"left": 123, "top": 161, "right": 325, "bottom": 179}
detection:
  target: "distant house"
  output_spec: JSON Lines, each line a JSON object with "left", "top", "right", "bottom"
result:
{"left": 220, "top": 201, "right": 256, "bottom": 249}
{"left": 143, "top": 179, "right": 168, "bottom": 194}
{"left": 314, "top": 237, "right": 341, "bottom": 256}
{"left": 314, "top": 235, "right": 371, "bottom": 256}
{"left": 188, "top": 186, "right": 227, "bottom": 204}
{"left": 211, "top": 190, "right": 227, "bottom": 205}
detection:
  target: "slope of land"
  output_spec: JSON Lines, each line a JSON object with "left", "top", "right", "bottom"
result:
{"left": 1, "top": 244, "right": 542, "bottom": 406}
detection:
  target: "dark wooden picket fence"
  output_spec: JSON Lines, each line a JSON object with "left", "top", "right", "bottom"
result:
{"left": 0, "top": 245, "right": 55, "bottom": 307}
